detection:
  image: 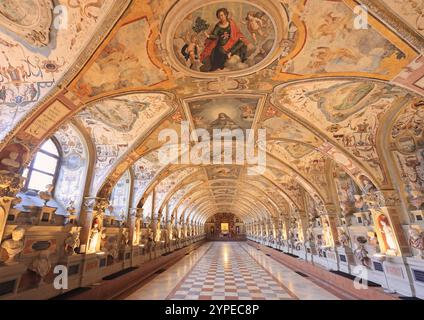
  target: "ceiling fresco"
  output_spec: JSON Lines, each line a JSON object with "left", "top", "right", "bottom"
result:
{"left": 173, "top": 2, "right": 277, "bottom": 72}
{"left": 1, "top": 0, "right": 424, "bottom": 229}
{"left": 185, "top": 95, "right": 262, "bottom": 137}
{"left": 75, "top": 18, "right": 168, "bottom": 97}
{"left": 0, "top": 0, "right": 127, "bottom": 142}
{"left": 74, "top": 92, "right": 174, "bottom": 193}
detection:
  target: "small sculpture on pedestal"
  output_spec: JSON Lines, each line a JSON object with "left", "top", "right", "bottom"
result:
{"left": 322, "top": 219, "right": 333, "bottom": 247}
{"left": 29, "top": 250, "right": 51, "bottom": 284}
{"left": 354, "top": 237, "right": 370, "bottom": 268}
{"left": 108, "top": 237, "right": 119, "bottom": 260}
{"left": 64, "top": 200, "right": 77, "bottom": 226}
{"left": 354, "top": 194, "right": 367, "bottom": 212}
{"left": 38, "top": 184, "right": 54, "bottom": 206}
{"left": 338, "top": 229, "right": 350, "bottom": 247}
{"left": 409, "top": 226, "right": 424, "bottom": 259}
{"left": 88, "top": 216, "right": 102, "bottom": 253}
{"left": 121, "top": 229, "right": 129, "bottom": 249}
{"left": 147, "top": 229, "right": 155, "bottom": 253}
{"left": 306, "top": 227, "right": 315, "bottom": 246}
{"left": 1, "top": 227, "right": 25, "bottom": 265}
{"left": 64, "top": 230, "right": 80, "bottom": 256}
{"left": 377, "top": 214, "right": 397, "bottom": 255}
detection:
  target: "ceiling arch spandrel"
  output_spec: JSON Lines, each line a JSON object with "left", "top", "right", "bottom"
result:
{"left": 0, "top": 0, "right": 128, "bottom": 142}
{"left": 74, "top": 93, "right": 174, "bottom": 193}
{"left": 266, "top": 141, "right": 332, "bottom": 202}
{"left": 168, "top": 181, "right": 204, "bottom": 215}
{"left": 276, "top": 0, "right": 417, "bottom": 80}
{"left": 379, "top": 0, "right": 424, "bottom": 37}
{"left": 73, "top": 18, "right": 168, "bottom": 98}
{"left": 69, "top": 0, "right": 177, "bottom": 101}
{"left": 271, "top": 79, "right": 418, "bottom": 186}
{"left": 96, "top": 110, "right": 185, "bottom": 199}
{"left": 244, "top": 178, "right": 291, "bottom": 213}
{"left": 158, "top": 170, "right": 207, "bottom": 211}
{"left": 153, "top": 166, "right": 200, "bottom": 213}
{"left": 53, "top": 122, "right": 88, "bottom": 206}
{"left": 390, "top": 99, "right": 424, "bottom": 211}
{"left": 132, "top": 149, "right": 164, "bottom": 207}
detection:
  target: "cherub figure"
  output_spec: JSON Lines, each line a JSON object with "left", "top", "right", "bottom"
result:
{"left": 244, "top": 11, "right": 266, "bottom": 43}
{"left": 181, "top": 34, "right": 200, "bottom": 69}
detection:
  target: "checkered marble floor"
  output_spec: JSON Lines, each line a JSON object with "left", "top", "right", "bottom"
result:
{"left": 166, "top": 242, "right": 297, "bottom": 300}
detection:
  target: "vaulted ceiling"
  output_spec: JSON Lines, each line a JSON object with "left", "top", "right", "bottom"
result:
{"left": 1, "top": 0, "right": 423, "bottom": 225}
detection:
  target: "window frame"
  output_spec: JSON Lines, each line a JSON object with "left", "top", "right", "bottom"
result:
{"left": 23, "top": 137, "right": 62, "bottom": 194}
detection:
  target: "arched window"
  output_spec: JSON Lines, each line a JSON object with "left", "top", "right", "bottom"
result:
{"left": 22, "top": 139, "right": 60, "bottom": 192}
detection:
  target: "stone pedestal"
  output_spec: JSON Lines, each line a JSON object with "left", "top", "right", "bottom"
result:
{"left": 293, "top": 243, "right": 306, "bottom": 260}
{"left": 305, "top": 243, "right": 317, "bottom": 264}
{"left": 287, "top": 243, "right": 295, "bottom": 255}
{"left": 38, "top": 206, "right": 57, "bottom": 225}
{"left": 313, "top": 247, "right": 330, "bottom": 269}
{"left": 121, "top": 247, "right": 132, "bottom": 268}
{"left": 337, "top": 246, "right": 355, "bottom": 273}
{"left": 353, "top": 211, "right": 372, "bottom": 226}
{"left": 80, "top": 253, "right": 102, "bottom": 287}
{"left": 131, "top": 246, "right": 142, "bottom": 267}
{"left": 0, "top": 263, "right": 26, "bottom": 300}
{"left": 367, "top": 255, "right": 390, "bottom": 289}
{"left": 58, "top": 254, "right": 85, "bottom": 291}
{"left": 325, "top": 248, "right": 340, "bottom": 271}
{"left": 281, "top": 240, "right": 289, "bottom": 253}
{"left": 411, "top": 210, "right": 424, "bottom": 223}
{"left": 382, "top": 256, "right": 414, "bottom": 297}
{"left": 406, "top": 256, "right": 424, "bottom": 299}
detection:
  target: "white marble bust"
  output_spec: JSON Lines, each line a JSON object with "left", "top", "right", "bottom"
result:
{"left": 1, "top": 226, "right": 25, "bottom": 265}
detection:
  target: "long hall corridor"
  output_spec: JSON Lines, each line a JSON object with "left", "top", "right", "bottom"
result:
{"left": 124, "top": 242, "right": 339, "bottom": 300}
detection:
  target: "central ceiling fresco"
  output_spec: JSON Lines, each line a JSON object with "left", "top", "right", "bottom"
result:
{"left": 1, "top": 0, "right": 424, "bottom": 226}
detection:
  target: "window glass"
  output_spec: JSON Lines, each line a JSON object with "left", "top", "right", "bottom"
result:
{"left": 24, "top": 138, "right": 59, "bottom": 192}
{"left": 27, "top": 171, "right": 54, "bottom": 191}
{"left": 41, "top": 139, "right": 59, "bottom": 156}
{"left": 33, "top": 152, "right": 58, "bottom": 174}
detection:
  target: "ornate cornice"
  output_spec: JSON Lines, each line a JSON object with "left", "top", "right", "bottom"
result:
{"left": 358, "top": 0, "right": 424, "bottom": 52}
{"left": 363, "top": 190, "right": 401, "bottom": 209}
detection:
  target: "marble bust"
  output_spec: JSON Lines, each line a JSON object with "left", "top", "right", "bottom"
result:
{"left": 29, "top": 251, "right": 51, "bottom": 283}
{"left": 409, "top": 227, "right": 424, "bottom": 259}
{"left": 1, "top": 226, "right": 25, "bottom": 265}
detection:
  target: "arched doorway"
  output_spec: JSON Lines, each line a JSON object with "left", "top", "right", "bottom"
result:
{"left": 205, "top": 213, "right": 245, "bottom": 241}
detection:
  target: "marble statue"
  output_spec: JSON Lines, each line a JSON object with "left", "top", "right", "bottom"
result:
{"left": 354, "top": 243, "right": 370, "bottom": 267}
{"left": 338, "top": 229, "right": 350, "bottom": 247}
{"left": 88, "top": 216, "right": 102, "bottom": 253}
{"left": 378, "top": 216, "right": 397, "bottom": 253}
{"left": 121, "top": 228, "right": 129, "bottom": 248}
{"left": 29, "top": 251, "right": 51, "bottom": 284}
{"left": 1, "top": 226, "right": 25, "bottom": 265}
{"left": 103, "top": 236, "right": 119, "bottom": 259}
{"left": 64, "top": 230, "right": 80, "bottom": 256}
{"left": 306, "top": 227, "right": 315, "bottom": 245}
{"left": 66, "top": 200, "right": 76, "bottom": 214}
{"left": 409, "top": 227, "right": 424, "bottom": 258}
{"left": 354, "top": 195, "right": 367, "bottom": 212}
{"left": 322, "top": 220, "right": 333, "bottom": 247}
